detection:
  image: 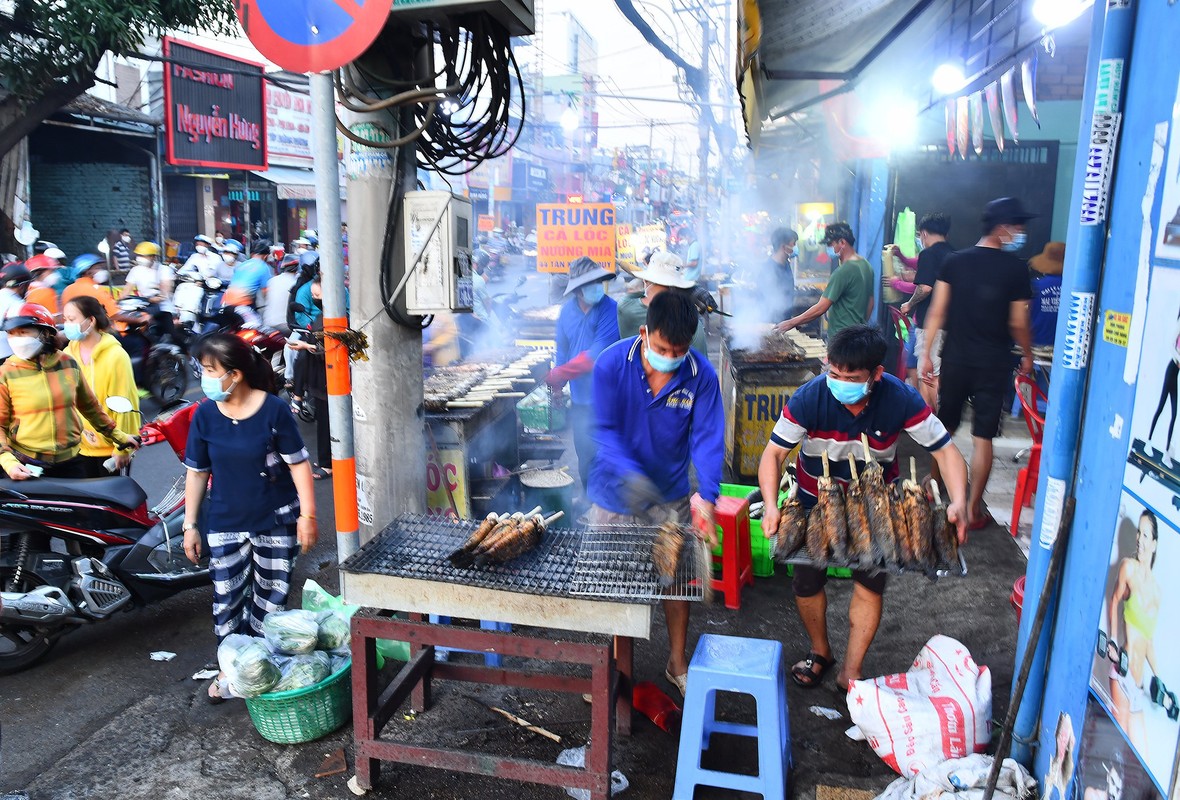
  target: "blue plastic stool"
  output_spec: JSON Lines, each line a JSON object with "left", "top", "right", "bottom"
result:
{"left": 428, "top": 616, "right": 512, "bottom": 666}
{"left": 673, "top": 634, "right": 791, "bottom": 800}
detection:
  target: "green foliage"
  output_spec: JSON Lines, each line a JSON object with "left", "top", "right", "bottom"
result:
{"left": 0, "top": 0, "right": 239, "bottom": 103}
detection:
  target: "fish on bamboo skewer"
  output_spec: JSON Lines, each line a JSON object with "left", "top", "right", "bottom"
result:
{"left": 1000, "top": 67, "right": 1019, "bottom": 143}
{"left": 985, "top": 81, "right": 1005, "bottom": 153}
{"left": 775, "top": 481, "right": 808, "bottom": 563}
{"left": 474, "top": 511, "right": 564, "bottom": 566}
{"left": 451, "top": 507, "right": 541, "bottom": 567}
{"left": 930, "top": 483, "right": 961, "bottom": 569}
{"left": 1021, "top": 52, "right": 1040, "bottom": 128}
{"left": 804, "top": 505, "right": 826, "bottom": 566}
{"left": 469, "top": 506, "right": 542, "bottom": 562}
{"left": 448, "top": 513, "right": 501, "bottom": 566}
{"left": 900, "top": 457, "right": 937, "bottom": 571}
{"left": 845, "top": 455, "right": 875, "bottom": 568}
{"left": 859, "top": 434, "right": 900, "bottom": 567}
{"left": 817, "top": 451, "right": 850, "bottom": 564}
{"left": 652, "top": 521, "right": 685, "bottom": 585}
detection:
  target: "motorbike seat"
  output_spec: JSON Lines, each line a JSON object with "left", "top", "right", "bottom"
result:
{"left": 0, "top": 476, "right": 148, "bottom": 510}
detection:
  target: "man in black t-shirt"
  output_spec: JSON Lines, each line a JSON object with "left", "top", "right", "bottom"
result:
{"left": 895, "top": 212, "right": 953, "bottom": 408}
{"left": 922, "top": 197, "right": 1034, "bottom": 531}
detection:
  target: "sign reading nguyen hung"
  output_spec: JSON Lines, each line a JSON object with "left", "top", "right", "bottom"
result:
{"left": 164, "top": 38, "right": 267, "bottom": 170}
{"left": 535, "top": 203, "right": 616, "bottom": 273}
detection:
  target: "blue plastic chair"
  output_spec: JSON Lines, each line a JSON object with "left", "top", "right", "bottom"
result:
{"left": 428, "top": 615, "right": 512, "bottom": 667}
{"left": 673, "top": 634, "right": 791, "bottom": 799}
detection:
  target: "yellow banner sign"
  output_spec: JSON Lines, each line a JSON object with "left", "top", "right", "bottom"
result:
{"left": 536, "top": 202, "right": 617, "bottom": 273}
{"left": 616, "top": 222, "right": 667, "bottom": 271}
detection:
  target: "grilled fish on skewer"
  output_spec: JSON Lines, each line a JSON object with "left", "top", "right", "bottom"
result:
{"left": 816, "top": 451, "right": 850, "bottom": 564}
{"left": 775, "top": 487, "right": 808, "bottom": 562}
{"left": 845, "top": 455, "right": 875, "bottom": 568}
{"left": 804, "top": 505, "right": 826, "bottom": 565}
{"left": 889, "top": 485, "right": 914, "bottom": 566}
{"left": 448, "top": 513, "right": 500, "bottom": 566}
{"left": 901, "top": 457, "right": 937, "bottom": 571}
{"left": 652, "top": 521, "right": 686, "bottom": 585}
{"left": 930, "top": 484, "right": 960, "bottom": 568}
{"left": 475, "top": 511, "right": 564, "bottom": 566}
{"left": 860, "top": 434, "right": 900, "bottom": 567}
{"left": 466, "top": 506, "right": 541, "bottom": 564}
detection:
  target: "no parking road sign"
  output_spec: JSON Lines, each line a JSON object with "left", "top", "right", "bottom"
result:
{"left": 236, "top": 0, "right": 390, "bottom": 73}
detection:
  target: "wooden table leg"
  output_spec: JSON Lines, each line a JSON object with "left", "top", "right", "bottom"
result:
{"left": 351, "top": 627, "right": 381, "bottom": 790}
{"left": 586, "top": 641, "right": 616, "bottom": 800}
{"left": 406, "top": 612, "right": 433, "bottom": 713}
{"left": 613, "top": 636, "right": 634, "bottom": 736}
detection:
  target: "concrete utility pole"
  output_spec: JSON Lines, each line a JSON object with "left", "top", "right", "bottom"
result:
{"left": 696, "top": 16, "right": 711, "bottom": 266}
{"left": 310, "top": 72, "right": 360, "bottom": 562}
{"left": 343, "top": 54, "right": 426, "bottom": 543}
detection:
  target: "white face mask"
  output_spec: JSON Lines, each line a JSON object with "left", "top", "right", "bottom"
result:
{"left": 121, "top": 235, "right": 131, "bottom": 243}
{"left": 9, "top": 335, "right": 43, "bottom": 360}
{"left": 295, "top": 247, "right": 307, "bottom": 255}
{"left": 222, "top": 253, "right": 236, "bottom": 264}
{"left": 93, "top": 269, "right": 109, "bottom": 285}
{"left": 136, "top": 256, "right": 153, "bottom": 268}
{"left": 195, "top": 245, "right": 208, "bottom": 255}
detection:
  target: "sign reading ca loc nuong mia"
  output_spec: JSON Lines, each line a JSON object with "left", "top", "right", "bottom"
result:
{"left": 535, "top": 203, "right": 617, "bottom": 273}
{"left": 164, "top": 38, "right": 267, "bottom": 170}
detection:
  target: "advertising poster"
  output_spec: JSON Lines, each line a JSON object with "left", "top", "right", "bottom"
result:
{"left": 1155, "top": 76, "right": 1180, "bottom": 261}
{"left": 1077, "top": 697, "right": 1165, "bottom": 800}
{"left": 535, "top": 203, "right": 617, "bottom": 273}
{"left": 1123, "top": 268, "right": 1180, "bottom": 515}
{"left": 1088, "top": 492, "right": 1180, "bottom": 794}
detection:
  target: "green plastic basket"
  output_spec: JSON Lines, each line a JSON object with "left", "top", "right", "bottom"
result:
{"left": 245, "top": 664, "right": 352, "bottom": 744}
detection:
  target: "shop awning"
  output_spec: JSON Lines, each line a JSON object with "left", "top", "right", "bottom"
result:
{"left": 250, "top": 165, "right": 322, "bottom": 200}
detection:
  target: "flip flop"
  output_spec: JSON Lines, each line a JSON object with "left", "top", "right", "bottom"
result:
{"left": 207, "top": 679, "right": 227, "bottom": 705}
{"left": 790, "top": 652, "right": 834, "bottom": 689}
{"left": 664, "top": 669, "right": 688, "bottom": 699}
{"left": 312, "top": 466, "right": 333, "bottom": 481}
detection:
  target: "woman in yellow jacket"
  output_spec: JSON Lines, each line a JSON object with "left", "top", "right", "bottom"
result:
{"left": 63, "top": 296, "right": 141, "bottom": 476}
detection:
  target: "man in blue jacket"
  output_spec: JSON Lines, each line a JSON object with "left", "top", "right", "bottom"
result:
{"left": 587, "top": 290, "right": 724, "bottom": 696}
{"left": 547, "top": 256, "right": 620, "bottom": 490}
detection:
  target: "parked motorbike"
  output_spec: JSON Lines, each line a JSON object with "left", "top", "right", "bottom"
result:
{"left": 0, "top": 400, "right": 206, "bottom": 674}
{"left": 113, "top": 296, "right": 188, "bottom": 406}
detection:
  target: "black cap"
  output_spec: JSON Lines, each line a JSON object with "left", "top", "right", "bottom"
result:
{"left": 822, "top": 222, "right": 855, "bottom": 245}
{"left": 982, "top": 197, "right": 1037, "bottom": 228}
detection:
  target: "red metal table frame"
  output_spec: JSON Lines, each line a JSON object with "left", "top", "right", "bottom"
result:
{"left": 350, "top": 609, "right": 635, "bottom": 799}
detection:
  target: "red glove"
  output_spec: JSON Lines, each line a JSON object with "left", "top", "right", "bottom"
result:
{"left": 546, "top": 352, "right": 593, "bottom": 389}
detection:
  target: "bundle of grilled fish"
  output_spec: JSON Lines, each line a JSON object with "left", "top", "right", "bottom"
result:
{"left": 806, "top": 452, "right": 849, "bottom": 566}
{"left": 844, "top": 454, "right": 875, "bottom": 568}
{"left": 448, "top": 506, "right": 563, "bottom": 567}
{"left": 859, "top": 434, "right": 900, "bottom": 568}
{"left": 899, "top": 457, "right": 937, "bottom": 571}
{"left": 774, "top": 475, "right": 808, "bottom": 563}
{"left": 930, "top": 483, "right": 961, "bottom": 567}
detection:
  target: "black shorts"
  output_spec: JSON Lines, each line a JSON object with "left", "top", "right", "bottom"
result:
{"left": 791, "top": 564, "right": 888, "bottom": 597}
{"left": 937, "top": 361, "right": 1011, "bottom": 439}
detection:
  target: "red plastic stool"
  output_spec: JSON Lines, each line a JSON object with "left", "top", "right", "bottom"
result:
{"left": 709, "top": 495, "right": 754, "bottom": 610}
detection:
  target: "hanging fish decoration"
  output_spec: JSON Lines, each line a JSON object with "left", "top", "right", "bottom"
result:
{"left": 1000, "top": 67, "right": 1019, "bottom": 143}
{"left": 970, "top": 92, "right": 984, "bottom": 155}
{"left": 1021, "top": 52, "right": 1041, "bottom": 128}
{"left": 956, "top": 95, "right": 969, "bottom": 160}
{"left": 985, "top": 81, "right": 1004, "bottom": 153}
{"left": 946, "top": 98, "right": 956, "bottom": 157}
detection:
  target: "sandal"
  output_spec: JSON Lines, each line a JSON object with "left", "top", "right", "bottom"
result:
{"left": 664, "top": 669, "right": 688, "bottom": 699}
{"left": 207, "top": 678, "right": 227, "bottom": 705}
{"left": 312, "top": 466, "right": 333, "bottom": 481}
{"left": 968, "top": 511, "right": 996, "bottom": 531}
{"left": 790, "top": 652, "right": 834, "bottom": 689}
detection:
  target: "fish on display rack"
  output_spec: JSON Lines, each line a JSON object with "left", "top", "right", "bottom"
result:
{"left": 859, "top": 434, "right": 899, "bottom": 567}
{"left": 474, "top": 511, "right": 563, "bottom": 566}
{"left": 1021, "top": 52, "right": 1041, "bottom": 128}
{"left": 946, "top": 98, "right": 957, "bottom": 157}
{"left": 970, "top": 92, "right": 984, "bottom": 156}
{"left": 900, "top": 457, "right": 937, "bottom": 571}
{"left": 1000, "top": 67, "right": 1019, "bottom": 143}
{"left": 985, "top": 82, "right": 1005, "bottom": 153}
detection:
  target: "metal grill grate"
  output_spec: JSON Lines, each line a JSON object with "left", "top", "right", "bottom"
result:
{"left": 569, "top": 525, "right": 706, "bottom": 602}
{"left": 778, "top": 550, "right": 968, "bottom": 578}
{"left": 341, "top": 514, "right": 707, "bottom": 603}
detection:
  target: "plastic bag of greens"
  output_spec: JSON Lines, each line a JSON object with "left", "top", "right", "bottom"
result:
{"left": 314, "top": 610, "right": 350, "bottom": 652}
{"left": 300, "top": 579, "right": 409, "bottom": 664}
{"left": 330, "top": 653, "right": 352, "bottom": 676}
{"left": 222, "top": 638, "right": 281, "bottom": 698}
{"left": 262, "top": 609, "right": 320, "bottom": 655}
{"left": 271, "top": 651, "right": 332, "bottom": 693}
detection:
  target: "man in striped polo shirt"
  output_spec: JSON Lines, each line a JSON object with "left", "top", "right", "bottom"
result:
{"left": 758, "top": 325, "right": 969, "bottom": 691}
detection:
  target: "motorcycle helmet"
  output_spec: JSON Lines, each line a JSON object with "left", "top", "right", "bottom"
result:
{"left": 299, "top": 250, "right": 320, "bottom": 271}
{"left": 24, "top": 254, "right": 55, "bottom": 274}
{"left": 4, "top": 302, "right": 56, "bottom": 333}
{"left": 43, "top": 246, "right": 66, "bottom": 262}
{"left": 250, "top": 239, "right": 271, "bottom": 257}
{"left": 280, "top": 254, "right": 300, "bottom": 272}
{"left": 69, "top": 253, "right": 103, "bottom": 281}
{"left": 134, "top": 241, "right": 161, "bottom": 257}
{"left": 221, "top": 239, "right": 244, "bottom": 256}
{"left": 0, "top": 262, "right": 32, "bottom": 289}
{"left": 194, "top": 234, "right": 221, "bottom": 253}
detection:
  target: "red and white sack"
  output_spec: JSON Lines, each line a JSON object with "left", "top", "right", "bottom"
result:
{"left": 846, "top": 635, "right": 992, "bottom": 777}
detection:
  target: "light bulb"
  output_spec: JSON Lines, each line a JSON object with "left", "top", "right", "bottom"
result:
{"left": 932, "top": 63, "right": 966, "bottom": 95}
{"left": 1032, "top": 0, "right": 1090, "bottom": 28}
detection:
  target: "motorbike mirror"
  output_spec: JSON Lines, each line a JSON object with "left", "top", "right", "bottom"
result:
{"left": 106, "top": 396, "right": 135, "bottom": 414}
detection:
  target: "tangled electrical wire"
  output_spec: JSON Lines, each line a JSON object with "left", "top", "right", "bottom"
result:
{"left": 333, "top": 15, "right": 525, "bottom": 329}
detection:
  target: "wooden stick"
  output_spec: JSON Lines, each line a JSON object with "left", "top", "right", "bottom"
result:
{"left": 543, "top": 511, "right": 565, "bottom": 526}
{"left": 861, "top": 432, "right": 873, "bottom": 462}
{"left": 847, "top": 454, "right": 859, "bottom": 481}
{"left": 910, "top": 456, "right": 918, "bottom": 484}
{"left": 524, "top": 505, "right": 543, "bottom": 517}
{"left": 821, "top": 450, "right": 830, "bottom": 479}
{"left": 487, "top": 705, "right": 563, "bottom": 743}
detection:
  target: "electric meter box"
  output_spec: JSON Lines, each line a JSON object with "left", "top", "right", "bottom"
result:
{"left": 403, "top": 191, "right": 474, "bottom": 315}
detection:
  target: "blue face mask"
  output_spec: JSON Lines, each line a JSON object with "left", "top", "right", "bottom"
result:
{"left": 63, "top": 321, "right": 90, "bottom": 341}
{"left": 914, "top": 236, "right": 924, "bottom": 252}
{"left": 827, "top": 375, "right": 871, "bottom": 404}
{"left": 580, "top": 283, "right": 605, "bottom": 305}
{"left": 1001, "top": 231, "right": 1027, "bottom": 253}
{"left": 644, "top": 335, "right": 686, "bottom": 374}
{"left": 826, "top": 246, "right": 839, "bottom": 261}
{"left": 201, "top": 372, "right": 236, "bottom": 402}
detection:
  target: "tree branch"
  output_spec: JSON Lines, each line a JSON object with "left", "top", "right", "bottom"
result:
{"left": 0, "top": 74, "right": 95, "bottom": 157}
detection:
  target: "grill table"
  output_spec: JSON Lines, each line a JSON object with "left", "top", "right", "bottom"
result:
{"left": 341, "top": 514, "right": 704, "bottom": 798}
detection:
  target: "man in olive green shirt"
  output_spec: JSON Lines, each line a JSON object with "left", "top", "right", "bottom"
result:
{"left": 619, "top": 251, "right": 708, "bottom": 353}
{"left": 775, "top": 222, "right": 874, "bottom": 339}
